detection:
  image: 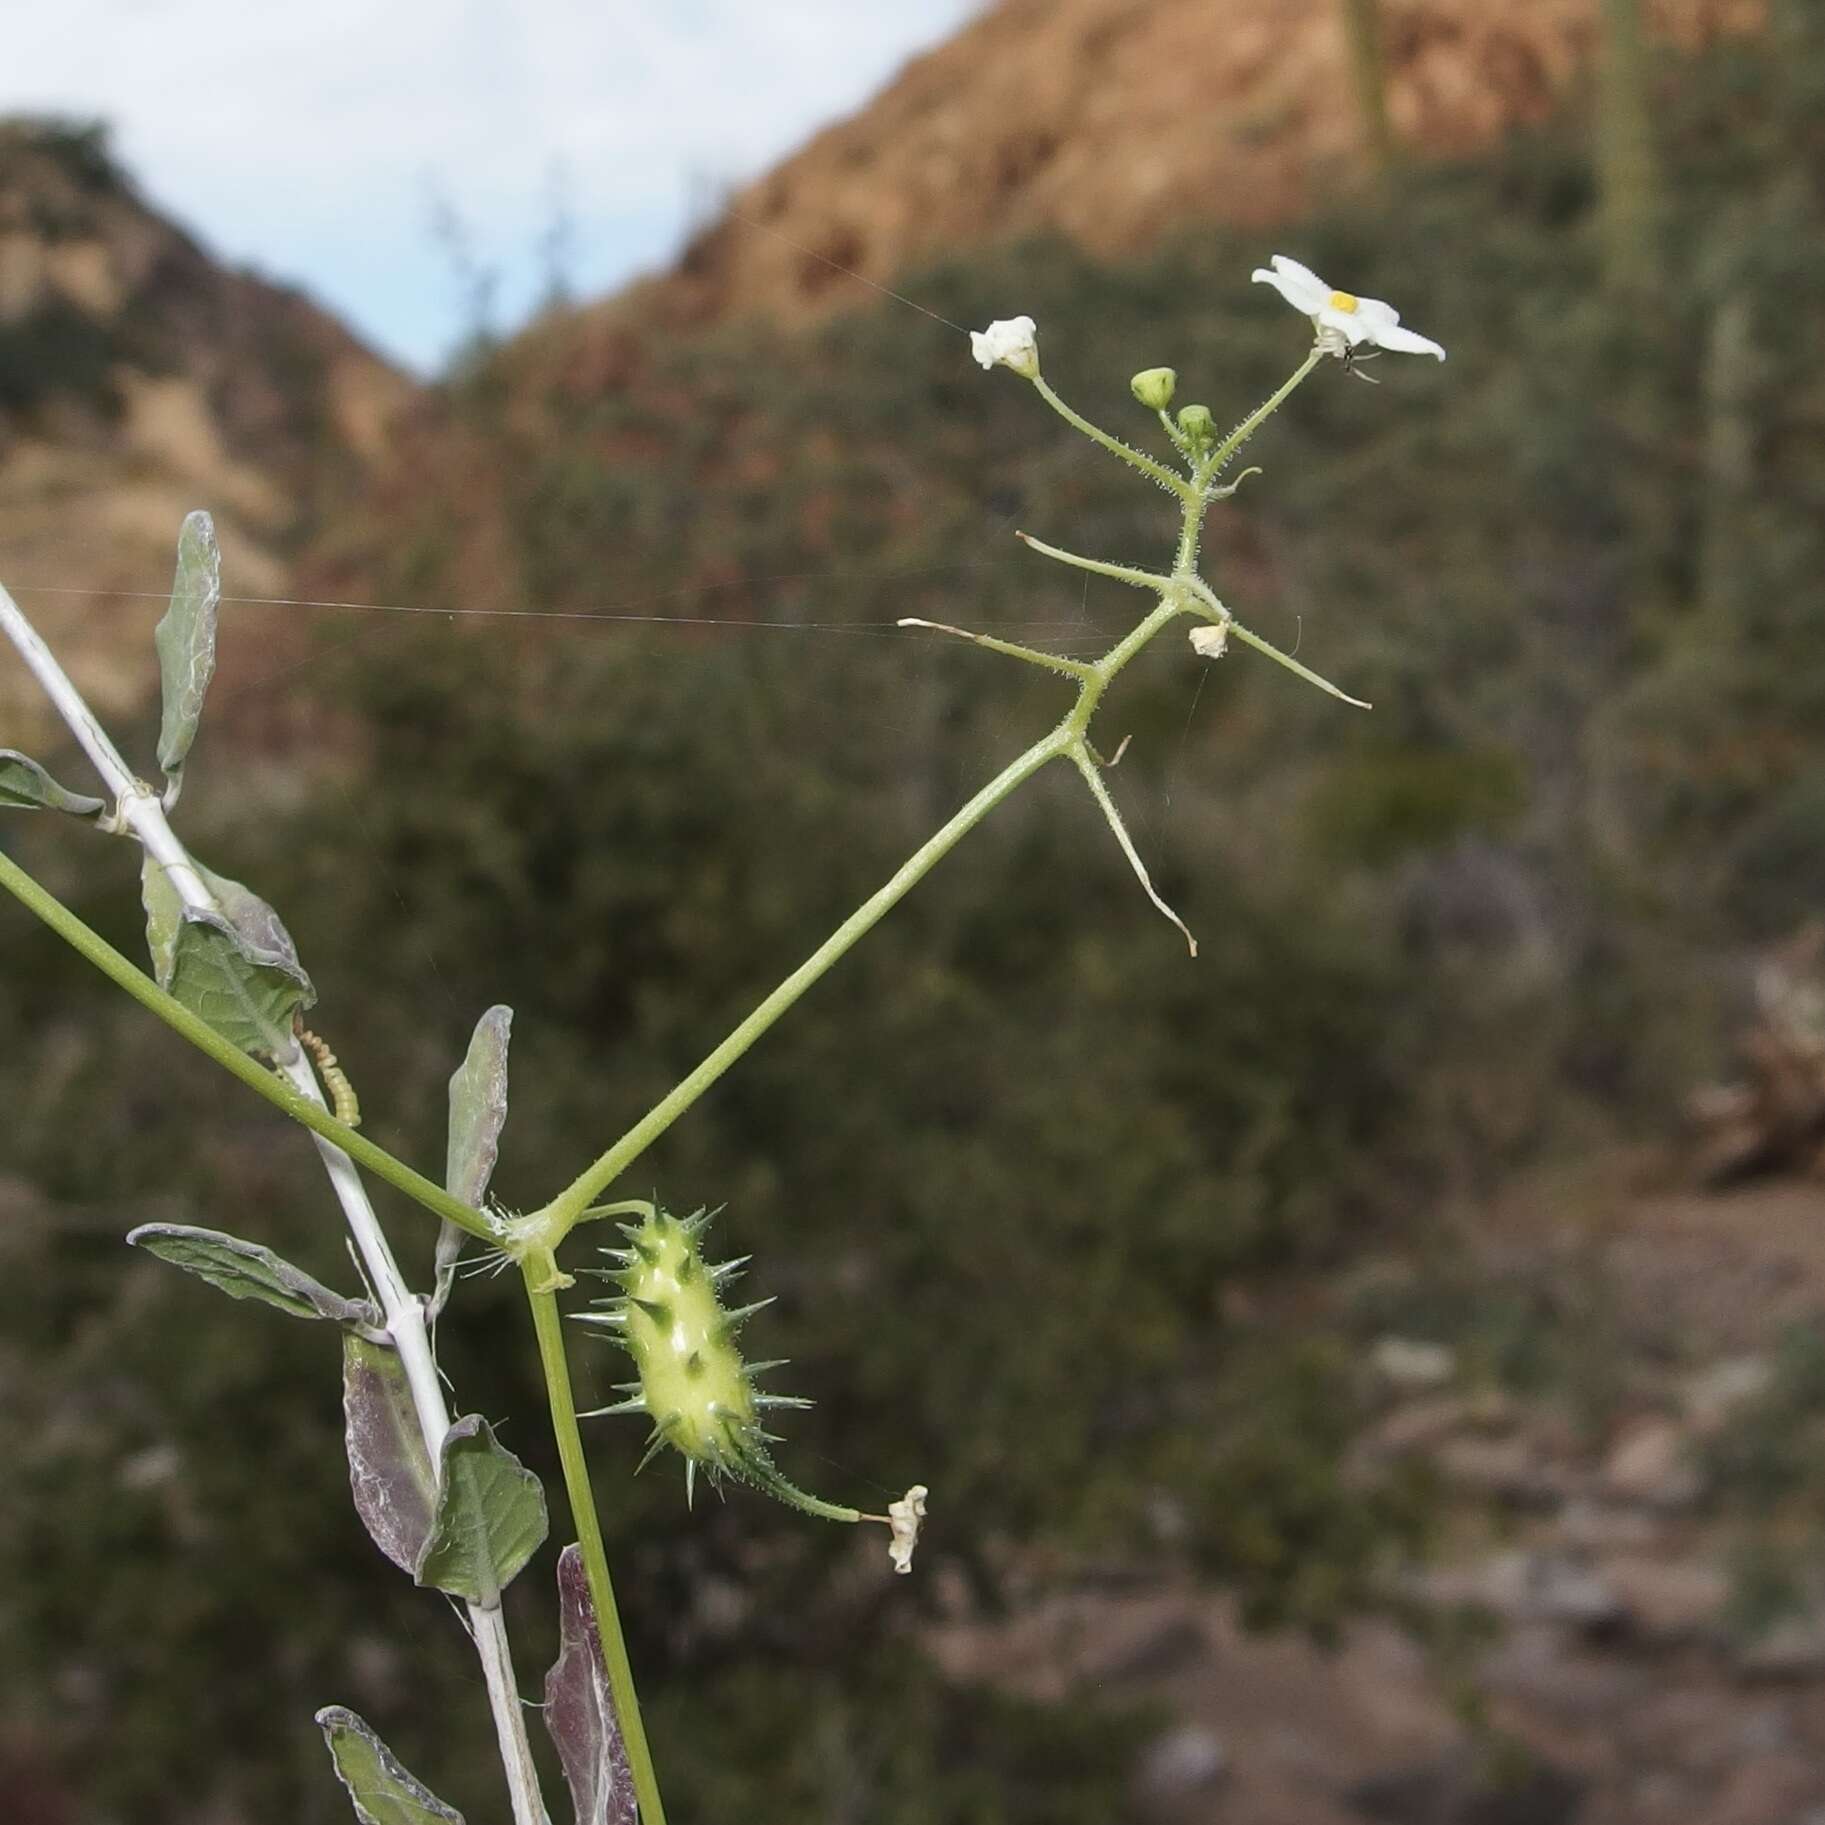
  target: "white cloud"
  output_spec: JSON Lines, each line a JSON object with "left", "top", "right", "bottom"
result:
{"left": 1, "top": 2, "right": 978, "bottom": 370}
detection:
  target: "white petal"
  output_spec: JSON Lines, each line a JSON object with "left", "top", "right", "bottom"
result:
{"left": 1368, "top": 322, "right": 1447, "bottom": 361}
{"left": 1251, "top": 268, "right": 1306, "bottom": 312}
{"left": 1317, "top": 306, "right": 1373, "bottom": 345}
{"left": 1351, "top": 297, "right": 1403, "bottom": 333}
{"left": 970, "top": 316, "right": 1039, "bottom": 377}
{"left": 1267, "top": 255, "right": 1333, "bottom": 313}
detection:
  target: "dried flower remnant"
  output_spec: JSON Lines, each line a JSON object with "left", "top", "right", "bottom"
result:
{"left": 888, "top": 1484, "right": 928, "bottom": 1574}
{"left": 970, "top": 314, "right": 1040, "bottom": 377}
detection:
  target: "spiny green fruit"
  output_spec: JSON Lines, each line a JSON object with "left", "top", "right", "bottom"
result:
{"left": 574, "top": 1205, "right": 847, "bottom": 1519}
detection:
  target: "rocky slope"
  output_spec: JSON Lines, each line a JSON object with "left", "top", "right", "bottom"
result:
{"left": 611, "top": 0, "right": 1763, "bottom": 333}
{"left": 0, "top": 120, "right": 410, "bottom": 748}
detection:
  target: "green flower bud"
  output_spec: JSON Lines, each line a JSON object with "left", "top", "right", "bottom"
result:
{"left": 1176, "top": 404, "right": 1214, "bottom": 446}
{"left": 1129, "top": 367, "right": 1177, "bottom": 411}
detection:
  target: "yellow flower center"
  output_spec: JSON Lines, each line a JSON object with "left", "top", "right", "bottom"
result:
{"left": 1328, "top": 290, "right": 1360, "bottom": 314}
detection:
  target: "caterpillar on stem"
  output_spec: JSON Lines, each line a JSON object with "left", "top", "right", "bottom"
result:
{"left": 295, "top": 1021, "right": 360, "bottom": 1128}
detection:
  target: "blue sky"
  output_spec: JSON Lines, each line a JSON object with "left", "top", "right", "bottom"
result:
{"left": 3, "top": 3, "right": 979, "bottom": 373}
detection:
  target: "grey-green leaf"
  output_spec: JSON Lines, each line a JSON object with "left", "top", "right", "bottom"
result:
{"left": 317, "top": 1706, "right": 465, "bottom": 1825}
{"left": 128, "top": 1222, "right": 377, "bottom": 1326}
{"left": 545, "top": 1544, "right": 636, "bottom": 1825}
{"left": 0, "top": 750, "right": 104, "bottom": 817}
{"left": 141, "top": 852, "right": 315, "bottom": 1057}
{"left": 415, "top": 1414, "right": 547, "bottom": 1608}
{"left": 153, "top": 509, "right": 221, "bottom": 793}
{"left": 343, "top": 1334, "right": 437, "bottom": 1576}
{"left": 436, "top": 1005, "right": 512, "bottom": 1311}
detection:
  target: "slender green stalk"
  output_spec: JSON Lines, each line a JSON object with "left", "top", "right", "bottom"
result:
{"left": 1206, "top": 349, "right": 1325, "bottom": 478}
{"left": 1014, "top": 532, "right": 1170, "bottom": 594}
{"left": 1068, "top": 740, "right": 1196, "bottom": 955}
{"left": 1174, "top": 490, "right": 1205, "bottom": 575}
{"left": 539, "top": 726, "right": 1073, "bottom": 1235}
{"left": 526, "top": 1278, "right": 668, "bottom": 1825}
{"left": 0, "top": 849, "right": 492, "bottom": 1241}
{"left": 1227, "top": 621, "right": 1372, "bottom": 709}
{"left": 1031, "top": 375, "right": 1190, "bottom": 498}
{"left": 1087, "top": 598, "right": 1190, "bottom": 689}
{"left": 896, "top": 616, "right": 1094, "bottom": 682}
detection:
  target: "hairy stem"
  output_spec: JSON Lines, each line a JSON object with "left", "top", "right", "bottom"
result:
{"left": 527, "top": 1279, "right": 668, "bottom": 1825}
{"left": 1206, "top": 348, "right": 1326, "bottom": 478}
{"left": 1030, "top": 375, "right": 1191, "bottom": 498}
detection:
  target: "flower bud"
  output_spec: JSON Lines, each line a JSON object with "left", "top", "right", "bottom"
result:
{"left": 1176, "top": 404, "right": 1214, "bottom": 447}
{"left": 1129, "top": 367, "right": 1177, "bottom": 411}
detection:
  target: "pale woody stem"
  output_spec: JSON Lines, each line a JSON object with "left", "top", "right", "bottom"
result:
{"left": 284, "top": 1052, "right": 547, "bottom": 1825}
{"left": 0, "top": 581, "right": 548, "bottom": 1825}
{"left": 0, "top": 583, "right": 216, "bottom": 915}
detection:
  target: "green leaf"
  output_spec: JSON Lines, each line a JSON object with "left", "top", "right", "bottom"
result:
{"left": 316, "top": 1706, "right": 465, "bottom": 1825}
{"left": 446, "top": 1004, "right": 512, "bottom": 1204}
{"left": 342, "top": 1334, "right": 437, "bottom": 1576}
{"left": 435, "top": 1005, "right": 512, "bottom": 1310}
{"left": 128, "top": 1222, "right": 377, "bottom": 1325}
{"left": 0, "top": 749, "right": 104, "bottom": 817}
{"left": 141, "top": 852, "right": 315, "bottom": 1057}
{"left": 545, "top": 1544, "right": 636, "bottom": 1825}
{"left": 153, "top": 509, "right": 221, "bottom": 795}
{"left": 415, "top": 1414, "right": 547, "bottom": 1608}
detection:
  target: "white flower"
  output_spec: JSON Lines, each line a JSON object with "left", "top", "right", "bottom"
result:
{"left": 1189, "top": 623, "right": 1229, "bottom": 660}
{"left": 887, "top": 1484, "right": 928, "bottom": 1574}
{"left": 1251, "top": 255, "right": 1446, "bottom": 361}
{"left": 970, "top": 316, "right": 1040, "bottom": 378}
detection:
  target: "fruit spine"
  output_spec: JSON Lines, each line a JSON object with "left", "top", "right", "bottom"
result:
{"left": 575, "top": 1204, "right": 853, "bottom": 1520}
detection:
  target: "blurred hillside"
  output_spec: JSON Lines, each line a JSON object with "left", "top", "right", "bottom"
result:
{"left": 5, "top": 5, "right": 1825, "bottom": 1825}
{"left": 0, "top": 119, "right": 409, "bottom": 750}
{"left": 595, "top": 0, "right": 1761, "bottom": 333}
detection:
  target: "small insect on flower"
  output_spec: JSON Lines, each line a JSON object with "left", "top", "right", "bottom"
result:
{"left": 575, "top": 1203, "right": 926, "bottom": 1568}
{"left": 1252, "top": 254, "right": 1446, "bottom": 362}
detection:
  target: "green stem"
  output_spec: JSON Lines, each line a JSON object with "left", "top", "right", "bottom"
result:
{"left": 1227, "top": 620, "right": 1372, "bottom": 709}
{"left": 0, "top": 848, "right": 493, "bottom": 1242}
{"left": 543, "top": 726, "right": 1073, "bottom": 1233}
{"left": 1030, "top": 375, "right": 1191, "bottom": 498}
{"left": 897, "top": 616, "right": 1093, "bottom": 683}
{"left": 1206, "top": 348, "right": 1326, "bottom": 478}
{"left": 1088, "top": 597, "right": 1190, "bottom": 690}
{"left": 526, "top": 1278, "right": 668, "bottom": 1825}
{"left": 1173, "top": 482, "right": 1207, "bottom": 576}
{"left": 1014, "top": 532, "right": 1170, "bottom": 595}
